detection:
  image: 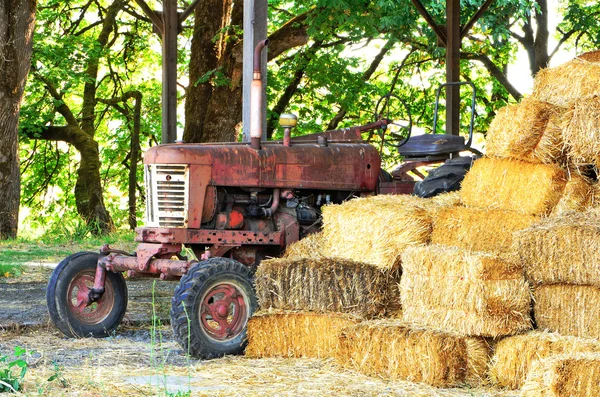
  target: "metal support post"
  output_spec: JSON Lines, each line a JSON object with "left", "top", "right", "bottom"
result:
{"left": 445, "top": 0, "right": 461, "bottom": 136}
{"left": 162, "top": 0, "right": 178, "bottom": 144}
{"left": 242, "top": 0, "right": 268, "bottom": 142}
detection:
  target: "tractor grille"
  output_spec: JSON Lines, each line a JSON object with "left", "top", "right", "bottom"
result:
{"left": 145, "top": 164, "right": 189, "bottom": 228}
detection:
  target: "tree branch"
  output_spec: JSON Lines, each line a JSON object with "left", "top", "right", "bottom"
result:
{"left": 267, "top": 41, "right": 323, "bottom": 138}
{"left": 32, "top": 70, "right": 79, "bottom": 126}
{"left": 267, "top": 9, "right": 315, "bottom": 61}
{"left": 327, "top": 39, "right": 396, "bottom": 130}
{"left": 461, "top": 52, "right": 523, "bottom": 101}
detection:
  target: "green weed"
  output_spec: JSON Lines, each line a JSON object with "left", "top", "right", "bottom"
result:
{"left": 0, "top": 264, "right": 24, "bottom": 278}
{"left": 0, "top": 346, "right": 28, "bottom": 393}
{"left": 150, "top": 281, "right": 193, "bottom": 397}
{"left": 47, "top": 361, "right": 69, "bottom": 388}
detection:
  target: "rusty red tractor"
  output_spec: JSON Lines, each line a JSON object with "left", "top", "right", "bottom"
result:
{"left": 46, "top": 41, "right": 479, "bottom": 358}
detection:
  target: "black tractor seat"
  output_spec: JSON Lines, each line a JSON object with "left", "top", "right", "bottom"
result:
{"left": 397, "top": 133, "right": 466, "bottom": 158}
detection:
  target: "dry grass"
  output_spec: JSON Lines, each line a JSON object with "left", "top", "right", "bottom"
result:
{"left": 532, "top": 58, "right": 600, "bottom": 107}
{"left": 282, "top": 232, "right": 325, "bottom": 260}
{"left": 321, "top": 196, "right": 432, "bottom": 269}
{"left": 515, "top": 211, "right": 600, "bottom": 286}
{"left": 336, "top": 319, "right": 489, "bottom": 388}
{"left": 488, "top": 331, "right": 600, "bottom": 390}
{"left": 520, "top": 353, "right": 600, "bottom": 397}
{"left": 563, "top": 96, "right": 600, "bottom": 163}
{"left": 245, "top": 311, "right": 360, "bottom": 359}
{"left": 485, "top": 99, "right": 564, "bottom": 164}
{"left": 400, "top": 245, "right": 532, "bottom": 337}
{"left": 254, "top": 257, "right": 400, "bottom": 318}
{"left": 460, "top": 157, "right": 567, "bottom": 216}
{"left": 431, "top": 207, "right": 539, "bottom": 254}
{"left": 4, "top": 327, "right": 521, "bottom": 397}
{"left": 534, "top": 284, "right": 600, "bottom": 339}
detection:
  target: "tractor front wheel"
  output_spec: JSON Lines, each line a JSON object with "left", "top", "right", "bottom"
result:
{"left": 170, "top": 258, "right": 257, "bottom": 359}
{"left": 46, "top": 252, "right": 128, "bottom": 338}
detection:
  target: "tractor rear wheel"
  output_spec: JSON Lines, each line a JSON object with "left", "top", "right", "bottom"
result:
{"left": 46, "top": 252, "right": 128, "bottom": 338}
{"left": 170, "top": 258, "right": 257, "bottom": 359}
{"left": 413, "top": 156, "right": 477, "bottom": 198}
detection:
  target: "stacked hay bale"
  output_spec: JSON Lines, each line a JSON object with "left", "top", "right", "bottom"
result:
{"left": 336, "top": 320, "right": 490, "bottom": 387}
{"left": 488, "top": 331, "right": 600, "bottom": 390}
{"left": 320, "top": 195, "right": 433, "bottom": 268}
{"left": 248, "top": 194, "right": 438, "bottom": 359}
{"left": 248, "top": 51, "right": 600, "bottom": 393}
{"left": 483, "top": 51, "right": 600, "bottom": 393}
{"left": 520, "top": 353, "right": 600, "bottom": 396}
{"left": 400, "top": 245, "right": 532, "bottom": 337}
{"left": 246, "top": 311, "right": 361, "bottom": 358}
{"left": 485, "top": 97, "right": 564, "bottom": 165}
{"left": 515, "top": 212, "right": 600, "bottom": 339}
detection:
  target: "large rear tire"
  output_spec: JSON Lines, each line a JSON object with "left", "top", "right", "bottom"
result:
{"left": 46, "top": 252, "right": 128, "bottom": 338}
{"left": 171, "top": 258, "right": 257, "bottom": 359}
{"left": 413, "top": 156, "right": 477, "bottom": 198}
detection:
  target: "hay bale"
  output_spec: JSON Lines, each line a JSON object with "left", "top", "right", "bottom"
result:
{"left": 485, "top": 99, "right": 564, "bottom": 164}
{"left": 321, "top": 196, "right": 432, "bottom": 269}
{"left": 426, "top": 190, "right": 462, "bottom": 207}
{"left": 460, "top": 157, "right": 567, "bottom": 215}
{"left": 400, "top": 245, "right": 532, "bottom": 337}
{"left": 534, "top": 284, "right": 600, "bottom": 339}
{"left": 255, "top": 257, "right": 400, "bottom": 318}
{"left": 533, "top": 58, "right": 600, "bottom": 107}
{"left": 520, "top": 353, "right": 600, "bottom": 397}
{"left": 431, "top": 207, "right": 539, "bottom": 253}
{"left": 550, "top": 172, "right": 595, "bottom": 215}
{"left": 563, "top": 96, "right": 600, "bottom": 163}
{"left": 488, "top": 331, "right": 600, "bottom": 390}
{"left": 282, "top": 232, "right": 325, "bottom": 260}
{"left": 245, "top": 311, "right": 360, "bottom": 358}
{"left": 515, "top": 212, "right": 600, "bottom": 286}
{"left": 336, "top": 320, "right": 489, "bottom": 387}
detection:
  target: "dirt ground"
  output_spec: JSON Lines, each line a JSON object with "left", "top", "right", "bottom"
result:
{"left": 0, "top": 267, "right": 520, "bottom": 397}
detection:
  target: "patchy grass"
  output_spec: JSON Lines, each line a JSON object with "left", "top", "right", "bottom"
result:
{"left": 0, "top": 231, "right": 137, "bottom": 267}
{"left": 0, "top": 264, "right": 24, "bottom": 278}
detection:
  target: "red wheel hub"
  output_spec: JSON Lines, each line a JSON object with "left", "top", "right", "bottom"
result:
{"left": 199, "top": 283, "right": 248, "bottom": 341}
{"left": 67, "top": 271, "right": 114, "bottom": 325}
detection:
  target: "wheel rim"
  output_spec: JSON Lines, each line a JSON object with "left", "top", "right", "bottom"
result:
{"left": 66, "top": 270, "right": 115, "bottom": 325}
{"left": 199, "top": 281, "right": 249, "bottom": 342}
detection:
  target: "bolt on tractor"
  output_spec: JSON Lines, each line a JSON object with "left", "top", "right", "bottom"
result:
{"left": 46, "top": 40, "right": 481, "bottom": 358}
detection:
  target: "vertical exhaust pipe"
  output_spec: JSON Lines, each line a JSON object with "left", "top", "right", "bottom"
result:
{"left": 251, "top": 39, "right": 269, "bottom": 150}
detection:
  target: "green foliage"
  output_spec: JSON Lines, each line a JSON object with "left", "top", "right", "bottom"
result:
{"left": 15, "top": 0, "right": 600, "bottom": 235}
{"left": 19, "top": 0, "right": 163, "bottom": 234}
{"left": 0, "top": 346, "right": 28, "bottom": 393}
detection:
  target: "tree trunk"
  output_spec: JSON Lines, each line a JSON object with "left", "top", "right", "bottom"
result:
{"left": 184, "top": 4, "right": 311, "bottom": 143}
{"left": 0, "top": 0, "right": 36, "bottom": 239}
{"left": 183, "top": 0, "right": 228, "bottom": 143}
{"left": 513, "top": 0, "right": 550, "bottom": 76}
{"left": 73, "top": 136, "right": 113, "bottom": 232}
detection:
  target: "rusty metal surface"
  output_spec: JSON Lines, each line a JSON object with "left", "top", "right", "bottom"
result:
{"left": 378, "top": 181, "right": 415, "bottom": 195}
{"left": 186, "top": 165, "right": 211, "bottom": 228}
{"left": 136, "top": 227, "right": 283, "bottom": 246}
{"left": 201, "top": 185, "right": 217, "bottom": 223}
{"left": 144, "top": 142, "right": 380, "bottom": 191}
{"left": 104, "top": 255, "right": 190, "bottom": 278}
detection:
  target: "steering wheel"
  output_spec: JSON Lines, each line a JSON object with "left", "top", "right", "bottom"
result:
{"left": 374, "top": 93, "right": 412, "bottom": 148}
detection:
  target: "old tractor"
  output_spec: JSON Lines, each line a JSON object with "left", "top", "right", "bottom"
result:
{"left": 46, "top": 41, "right": 478, "bottom": 358}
